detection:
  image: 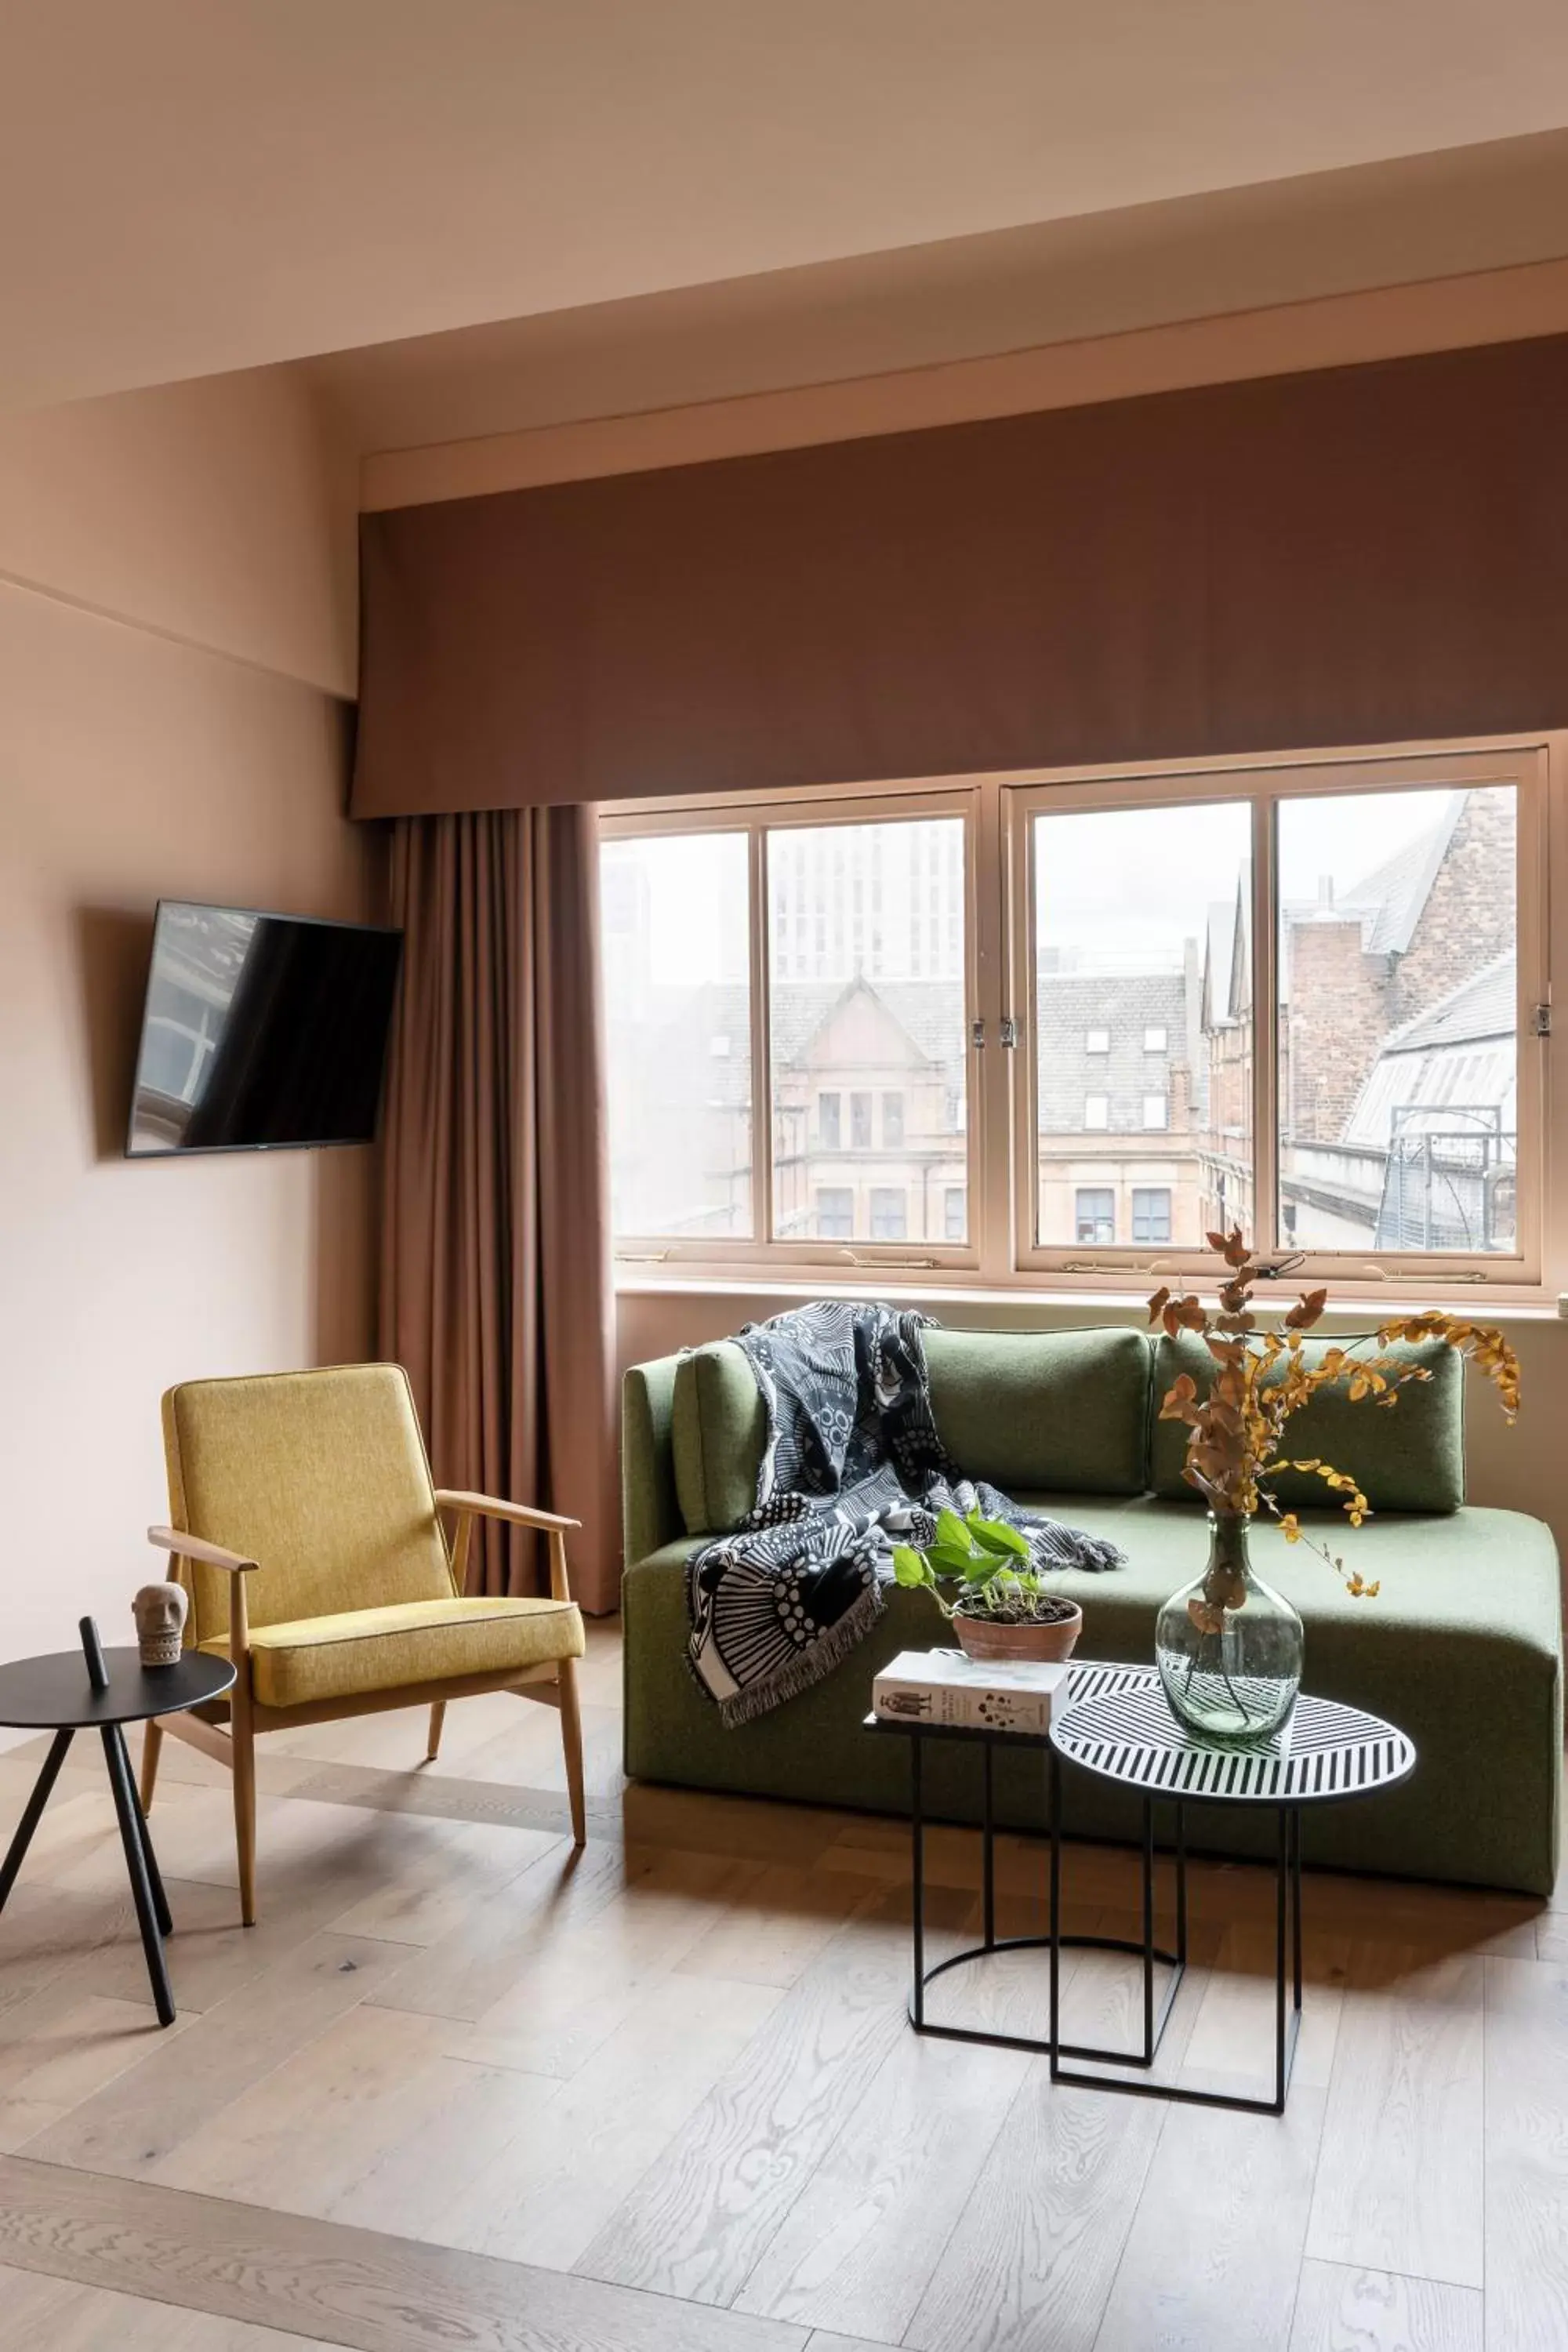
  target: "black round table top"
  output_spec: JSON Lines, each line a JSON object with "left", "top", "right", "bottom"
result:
{"left": 0, "top": 1647, "right": 235, "bottom": 1730}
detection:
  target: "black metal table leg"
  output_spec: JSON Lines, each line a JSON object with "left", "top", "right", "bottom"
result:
{"left": 891, "top": 1722, "right": 1183, "bottom": 2066}
{"left": 910, "top": 1731, "right": 924, "bottom": 2030}
{"left": 0, "top": 1728, "right": 73, "bottom": 1911}
{"left": 982, "top": 1739, "right": 996, "bottom": 1952}
{"left": 1174, "top": 1800, "right": 1188, "bottom": 1967}
{"left": 116, "top": 1727, "right": 172, "bottom": 1937}
{"left": 1290, "top": 1806, "right": 1304, "bottom": 2013}
{"left": 101, "top": 1723, "right": 175, "bottom": 2027}
{"left": 1142, "top": 1795, "right": 1156, "bottom": 2063}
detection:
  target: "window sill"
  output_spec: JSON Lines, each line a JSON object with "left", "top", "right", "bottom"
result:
{"left": 614, "top": 1266, "right": 1568, "bottom": 1323}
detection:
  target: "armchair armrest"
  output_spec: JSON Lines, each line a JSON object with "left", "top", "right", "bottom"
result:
{"left": 147, "top": 1525, "right": 258, "bottom": 1573}
{"left": 434, "top": 1490, "right": 580, "bottom": 1533}
{"left": 147, "top": 1525, "right": 256, "bottom": 1669}
{"left": 433, "top": 1491, "right": 579, "bottom": 1605}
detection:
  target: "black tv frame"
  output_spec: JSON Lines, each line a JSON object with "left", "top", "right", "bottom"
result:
{"left": 124, "top": 899, "right": 403, "bottom": 1160}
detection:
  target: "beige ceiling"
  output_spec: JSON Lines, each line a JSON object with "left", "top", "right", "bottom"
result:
{"left": 9, "top": 0, "right": 1568, "bottom": 414}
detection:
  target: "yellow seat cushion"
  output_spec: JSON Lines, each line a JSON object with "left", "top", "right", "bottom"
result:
{"left": 203, "top": 1595, "right": 585, "bottom": 1711}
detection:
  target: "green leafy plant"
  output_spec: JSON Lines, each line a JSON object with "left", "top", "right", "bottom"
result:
{"left": 891, "top": 1505, "right": 1075, "bottom": 1624}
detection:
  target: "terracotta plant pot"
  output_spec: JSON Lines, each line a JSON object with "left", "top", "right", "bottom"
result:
{"left": 954, "top": 1603, "right": 1082, "bottom": 1664}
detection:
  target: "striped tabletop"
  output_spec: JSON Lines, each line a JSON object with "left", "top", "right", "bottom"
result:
{"left": 1053, "top": 1662, "right": 1415, "bottom": 1807}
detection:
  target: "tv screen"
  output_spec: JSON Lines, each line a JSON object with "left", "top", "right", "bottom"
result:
{"left": 125, "top": 902, "right": 403, "bottom": 1156}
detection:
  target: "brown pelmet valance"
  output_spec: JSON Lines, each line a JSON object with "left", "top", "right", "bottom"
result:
{"left": 352, "top": 332, "right": 1568, "bottom": 818}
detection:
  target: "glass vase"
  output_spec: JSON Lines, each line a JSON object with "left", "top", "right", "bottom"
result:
{"left": 1155, "top": 1512, "right": 1304, "bottom": 1743}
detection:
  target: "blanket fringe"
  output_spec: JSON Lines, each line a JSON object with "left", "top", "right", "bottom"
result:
{"left": 717, "top": 1579, "right": 884, "bottom": 1730}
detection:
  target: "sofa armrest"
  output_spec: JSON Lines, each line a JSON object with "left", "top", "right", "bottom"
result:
{"left": 622, "top": 1358, "right": 683, "bottom": 1566}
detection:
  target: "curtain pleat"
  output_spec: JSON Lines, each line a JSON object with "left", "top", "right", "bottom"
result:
{"left": 379, "top": 805, "right": 619, "bottom": 1610}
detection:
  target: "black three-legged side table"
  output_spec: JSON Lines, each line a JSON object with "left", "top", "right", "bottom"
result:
{"left": 870, "top": 1659, "right": 1415, "bottom": 2115}
{"left": 0, "top": 1639, "right": 235, "bottom": 2027}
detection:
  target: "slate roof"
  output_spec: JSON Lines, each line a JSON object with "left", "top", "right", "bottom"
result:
{"left": 1338, "top": 793, "right": 1464, "bottom": 955}
{"left": 1380, "top": 953, "right": 1515, "bottom": 1056}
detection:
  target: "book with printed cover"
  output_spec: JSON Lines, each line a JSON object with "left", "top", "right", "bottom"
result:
{"left": 872, "top": 1648, "right": 1074, "bottom": 1735}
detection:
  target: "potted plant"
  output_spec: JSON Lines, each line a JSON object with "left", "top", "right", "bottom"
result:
{"left": 1149, "top": 1229, "right": 1519, "bottom": 1742}
{"left": 892, "top": 1505, "right": 1083, "bottom": 1662}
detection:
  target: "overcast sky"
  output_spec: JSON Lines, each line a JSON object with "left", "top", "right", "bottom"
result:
{"left": 606, "top": 786, "right": 1486, "bottom": 986}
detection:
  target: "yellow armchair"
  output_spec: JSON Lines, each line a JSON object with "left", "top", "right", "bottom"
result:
{"left": 142, "top": 1364, "right": 586, "bottom": 1923}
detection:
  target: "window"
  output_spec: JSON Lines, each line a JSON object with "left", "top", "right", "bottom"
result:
{"left": 600, "top": 831, "right": 753, "bottom": 1239}
{"left": 1132, "top": 1186, "right": 1172, "bottom": 1243}
{"left": 1032, "top": 799, "right": 1249, "bottom": 1249}
{"left": 601, "top": 741, "right": 1542, "bottom": 1283}
{"left": 870, "top": 1187, "right": 908, "bottom": 1240}
{"left": 1076, "top": 1186, "right": 1116, "bottom": 1244}
{"left": 816, "top": 1188, "right": 853, "bottom": 1239}
{"left": 1277, "top": 784, "right": 1521, "bottom": 1255}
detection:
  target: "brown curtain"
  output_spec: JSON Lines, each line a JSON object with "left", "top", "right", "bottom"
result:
{"left": 379, "top": 805, "right": 619, "bottom": 1613}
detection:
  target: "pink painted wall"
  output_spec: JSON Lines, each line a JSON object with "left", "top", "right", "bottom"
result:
{"left": 0, "top": 372, "right": 379, "bottom": 1679}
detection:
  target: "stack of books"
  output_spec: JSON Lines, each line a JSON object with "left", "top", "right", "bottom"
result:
{"left": 872, "top": 1648, "right": 1073, "bottom": 1735}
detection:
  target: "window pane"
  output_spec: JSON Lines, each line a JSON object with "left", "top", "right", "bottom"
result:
{"left": 769, "top": 817, "right": 967, "bottom": 1242}
{"left": 601, "top": 833, "right": 752, "bottom": 1239}
{"left": 1034, "top": 801, "right": 1251, "bottom": 1248}
{"left": 1132, "top": 1185, "right": 1172, "bottom": 1243}
{"left": 870, "top": 1186, "right": 908, "bottom": 1240}
{"left": 816, "top": 1186, "right": 853, "bottom": 1238}
{"left": 1076, "top": 1185, "right": 1115, "bottom": 1243}
{"left": 944, "top": 1185, "right": 966, "bottom": 1241}
{"left": 1277, "top": 784, "right": 1517, "bottom": 1253}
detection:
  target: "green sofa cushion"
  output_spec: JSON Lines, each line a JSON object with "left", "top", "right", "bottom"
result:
{"left": 1149, "top": 1331, "right": 1465, "bottom": 1514}
{"left": 924, "top": 1327, "right": 1151, "bottom": 1496}
{"left": 672, "top": 1323, "right": 1155, "bottom": 1534}
{"left": 671, "top": 1344, "right": 765, "bottom": 1534}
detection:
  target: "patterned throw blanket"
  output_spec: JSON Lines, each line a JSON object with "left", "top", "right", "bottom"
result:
{"left": 688, "top": 1301, "right": 1123, "bottom": 1727}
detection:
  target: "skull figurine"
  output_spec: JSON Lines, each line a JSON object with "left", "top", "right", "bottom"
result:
{"left": 133, "top": 1581, "right": 188, "bottom": 1669}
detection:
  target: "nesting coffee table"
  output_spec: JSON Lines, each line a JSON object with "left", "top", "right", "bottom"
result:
{"left": 0, "top": 1632, "right": 235, "bottom": 2027}
{"left": 870, "top": 1657, "right": 1416, "bottom": 2115}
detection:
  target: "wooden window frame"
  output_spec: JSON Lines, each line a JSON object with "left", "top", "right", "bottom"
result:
{"left": 1007, "top": 742, "right": 1548, "bottom": 1290}
{"left": 601, "top": 732, "right": 1556, "bottom": 1299}
{"left": 600, "top": 784, "right": 982, "bottom": 1275}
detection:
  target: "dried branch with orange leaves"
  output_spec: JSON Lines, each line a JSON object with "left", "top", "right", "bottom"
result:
{"left": 1149, "top": 1230, "right": 1519, "bottom": 1600}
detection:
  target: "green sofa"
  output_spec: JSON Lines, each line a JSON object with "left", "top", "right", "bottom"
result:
{"left": 622, "top": 1326, "right": 1563, "bottom": 1895}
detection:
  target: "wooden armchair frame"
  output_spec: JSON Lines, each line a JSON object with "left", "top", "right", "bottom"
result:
{"left": 140, "top": 1491, "right": 586, "bottom": 1926}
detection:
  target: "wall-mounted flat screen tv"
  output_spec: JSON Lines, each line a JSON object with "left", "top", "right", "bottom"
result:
{"left": 125, "top": 902, "right": 403, "bottom": 1156}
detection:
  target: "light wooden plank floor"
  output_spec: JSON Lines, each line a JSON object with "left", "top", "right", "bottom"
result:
{"left": 0, "top": 1613, "right": 1562, "bottom": 2352}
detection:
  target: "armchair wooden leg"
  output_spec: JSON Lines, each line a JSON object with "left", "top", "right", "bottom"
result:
{"left": 557, "top": 1654, "right": 586, "bottom": 1847}
{"left": 140, "top": 1719, "right": 164, "bottom": 1814}
{"left": 230, "top": 1679, "right": 257, "bottom": 1927}
{"left": 426, "top": 1701, "right": 446, "bottom": 1762}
